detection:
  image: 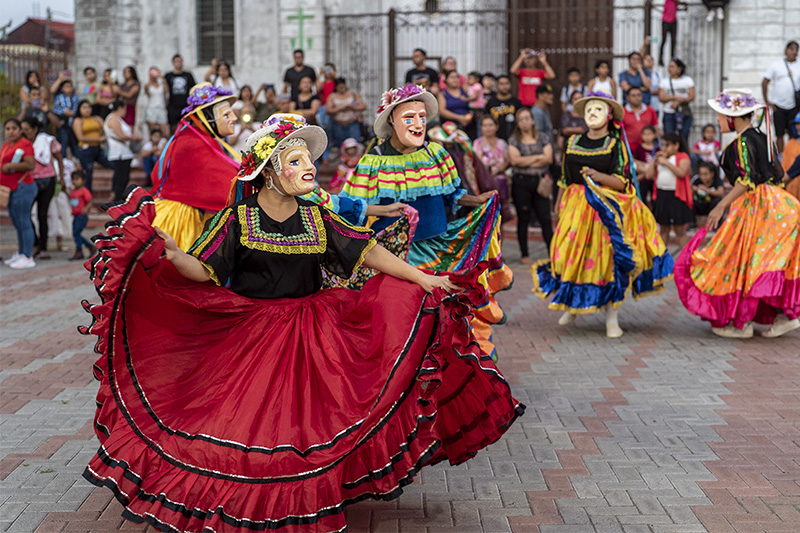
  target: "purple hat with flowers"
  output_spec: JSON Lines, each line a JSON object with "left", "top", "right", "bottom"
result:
{"left": 708, "top": 88, "right": 764, "bottom": 117}
{"left": 181, "top": 82, "right": 237, "bottom": 116}
{"left": 373, "top": 84, "right": 438, "bottom": 139}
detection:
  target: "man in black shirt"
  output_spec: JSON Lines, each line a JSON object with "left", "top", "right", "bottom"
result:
{"left": 483, "top": 75, "right": 523, "bottom": 140}
{"left": 282, "top": 49, "right": 316, "bottom": 103}
{"left": 404, "top": 48, "right": 440, "bottom": 94}
{"left": 165, "top": 54, "right": 197, "bottom": 133}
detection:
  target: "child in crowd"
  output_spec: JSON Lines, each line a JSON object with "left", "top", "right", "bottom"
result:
{"left": 651, "top": 131, "right": 692, "bottom": 250}
{"left": 51, "top": 157, "right": 75, "bottom": 252}
{"left": 69, "top": 170, "right": 94, "bottom": 260}
{"left": 560, "top": 67, "right": 587, "bottom": 113}
{"left": 587, "top": 60, "right": 617, "bottom": 97}
{"left": 329, "top": 138, "right": 363, "bottom": 194}
{"left": 690, "top": 123, "right": 721, "bottom": 168}
{"left": 633, "top": 125, "right": 659, "bottom": 208}
{"left": 691, "top": 160, "right": 725, "bottom": 224}
{"left": 140, "top": 128, "right": 167, "bottom": 187}
{"left": 467, "top": 71, "right": 486, "bottom": 111}
{"left": 482, "top": 73, "right": 497, "bottom": 101}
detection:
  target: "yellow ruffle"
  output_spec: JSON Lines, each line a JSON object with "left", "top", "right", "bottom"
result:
{"left": 152, "top": 199, "right": 215, "bottom": 251}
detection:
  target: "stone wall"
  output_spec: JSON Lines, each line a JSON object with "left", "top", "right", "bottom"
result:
{"left": 724, "top": 0, "right": 798, "bottom": 101}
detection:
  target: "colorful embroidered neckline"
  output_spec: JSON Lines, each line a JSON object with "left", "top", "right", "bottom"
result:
{"left": 566, "top": 135, "right": 615, "bottom": 156}
{"left": 237, "top": 204, "right": 327, "bottom": 254}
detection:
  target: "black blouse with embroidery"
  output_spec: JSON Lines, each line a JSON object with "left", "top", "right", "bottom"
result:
{"left": 188, "top": 195, "right": 376, "bottom": 299}
{"left": 720, "top": 128, "right": 782, "bottom": 189}
{"left": 561, "top": 134, "right": 630, "bottom": 187}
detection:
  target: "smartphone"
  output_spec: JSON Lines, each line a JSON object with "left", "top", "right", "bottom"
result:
{"left": 64, "top": 70, "right": 73, "bottom": 77}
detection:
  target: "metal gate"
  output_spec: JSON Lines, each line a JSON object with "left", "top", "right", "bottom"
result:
{"left": 615, "top": 1, "right": 725, "bottom": 139}
{"left": 325, "top": 2, "right": 724, "bottom": 141}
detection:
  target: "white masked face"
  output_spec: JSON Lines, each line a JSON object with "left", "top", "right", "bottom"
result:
{"left": 391, "top": 101, "right": 427, "bottom": 149}
{"left": 584, "top": 99, "right": 610, "bottom": 130}
{"left": 275, "top": 144, "right": 316, "bottom": 196}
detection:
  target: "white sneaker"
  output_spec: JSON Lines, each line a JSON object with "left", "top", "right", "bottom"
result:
{"left": 8, "top": 255, "right": 36, "bottom": 269}
{"left": 3, "top": 252, "right": 21, "bottom": 265}
{"left": 716, "top": 7, "right": 724, "bottom": 20}
{"left": 711, "top": 322, "right": 753, "bottom": 339}
{"left": 761, "top": 315, "right": 800, "bottom": 338}
{"left": 705, "top": 10, "right": 715, "bottom": 22}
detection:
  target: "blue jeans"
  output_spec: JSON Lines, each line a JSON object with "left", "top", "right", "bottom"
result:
{"left": 330, "top": 121, "right": 362, "bottom": 149}
{"left": 8, "top": 181, "right": 37, "bottom": 257}
{"left": 76, "top": 145, "right": 113, "bottom": 193}
{"left": 72, "top": 213, "right": 92, "bottom": 252}
{"left": 57, "top": 125, "right": 74, "bottom": 157}
{"left": 663, "top": 112, "right": 693, "bottom": 144}
{"left": 142, "top": 155, "right": 159, "bottom": 187}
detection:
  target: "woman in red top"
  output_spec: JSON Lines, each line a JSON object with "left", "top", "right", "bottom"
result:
{"left": 510, "top": 48, "right": 556, "bottom": 107}
{"left": 1, "top": 118, "right": 37, "bottom": 268}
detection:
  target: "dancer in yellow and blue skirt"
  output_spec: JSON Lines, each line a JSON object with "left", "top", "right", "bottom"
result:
{"left": 532, "top": 91, "right": 674, "bottom": 338}
{"left": 675, "top": 89, "right": 800, "bottom": 338}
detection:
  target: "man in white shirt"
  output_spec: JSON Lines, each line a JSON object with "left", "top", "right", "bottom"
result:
{"left": 763, "top": 41, "right": 800, "bottom": 152}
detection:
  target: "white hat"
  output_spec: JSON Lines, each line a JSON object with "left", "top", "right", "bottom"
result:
{"left": 373, "top": 84, "right": 438, "bottom": 139}
{"left": 708, "top": 89, "right": 765, "bottom": 117}
{"left": 237, "top": 113, "right": 327, "bottom": 181}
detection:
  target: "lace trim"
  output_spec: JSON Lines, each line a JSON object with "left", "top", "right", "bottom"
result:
{"left": 237, "top": 204, "right": 328, "bottom": 254}
{"left": 322, "top": 211, "right": 373, "bottom": 240}
{"left": 353, "top": 239, "right": 377, "bottom": 271}
{"left": 566, "top": 135, "right": 616, "bottom": 156}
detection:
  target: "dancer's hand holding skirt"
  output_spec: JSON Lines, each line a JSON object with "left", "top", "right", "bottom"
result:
{"left": 79, "top": 187, "right": 524, "bottom": 533}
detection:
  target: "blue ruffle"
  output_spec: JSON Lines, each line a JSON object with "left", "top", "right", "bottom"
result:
{"left": 632, "top": 251, "right": 675, "bottom": 295}
{"left": 536, "top": 254, "right": 674, "bottom": 312}
{"left": 536, "top": 262, "right": 629, "bottom": 311}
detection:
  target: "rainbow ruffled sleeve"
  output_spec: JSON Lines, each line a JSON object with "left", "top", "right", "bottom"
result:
{"left": 340, "top": 142, "right": 463, "bottom": 205}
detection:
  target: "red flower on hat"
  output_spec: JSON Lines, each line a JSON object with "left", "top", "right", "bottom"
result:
{"left": 238, "top": 152, "right": 258, "bottom": 176}
{"left": 275, "top": 122, "right": 295, "bottom": 139}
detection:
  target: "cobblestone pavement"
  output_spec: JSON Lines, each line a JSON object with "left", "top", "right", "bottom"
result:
{"left": 2, "top": 227, "right": 800, "bottom": 533}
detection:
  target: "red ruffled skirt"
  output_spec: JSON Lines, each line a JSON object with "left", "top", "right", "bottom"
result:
{"left": 79, "top": 188, "right": 524, "bottom": 533}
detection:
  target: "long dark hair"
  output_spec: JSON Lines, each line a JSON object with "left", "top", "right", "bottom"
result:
{"left": 124, "top": 65, "right": 139, "bottom": 83}
{"left": 24, "top": 70, "right": 40, "bottom": 89}
{"left": 511, "top": 107, "right": 537, "bottom": 141}
{"left": 662, "top": 131, "right": 688, "bottom": 154}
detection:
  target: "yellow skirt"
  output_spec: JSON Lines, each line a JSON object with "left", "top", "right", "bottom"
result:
{"left": 533, "top": 181, "right": 674, "bottom": 313}
{"left": 152, "top": 199, "right": 215, "bottom": 251}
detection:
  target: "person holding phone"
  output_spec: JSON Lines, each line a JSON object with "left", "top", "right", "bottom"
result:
{"left": 510, "top": 48, "right": 556, "bottom": 107}
{"left": 1, "top": 119, "right": 37, "bottom": 269}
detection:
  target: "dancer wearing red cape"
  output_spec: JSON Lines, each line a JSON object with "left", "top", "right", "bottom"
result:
{"left": 78, "top": 115, "right": 523, "bottom": 532}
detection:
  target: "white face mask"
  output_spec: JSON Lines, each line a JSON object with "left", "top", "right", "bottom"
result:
{"left": 584, "top": 100, "right": 610, "bottom": 129}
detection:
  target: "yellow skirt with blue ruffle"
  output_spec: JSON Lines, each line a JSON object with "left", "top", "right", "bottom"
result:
{"left": 532, "top": 179, "right": 674, "bottom": 313}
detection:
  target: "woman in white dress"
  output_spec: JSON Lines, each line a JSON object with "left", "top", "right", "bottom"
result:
{"left": 144, "top": 67, "right": 168, "bottom": 135}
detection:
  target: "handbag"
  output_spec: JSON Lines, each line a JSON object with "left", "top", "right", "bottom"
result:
{"left": 669, "top": 77, "right": 692, "bottom": 118}
{"left": 536, "top": 173, "right": 554, "bottom": 198}
{"left": 785, "top": 60, "right": 800, "bottom": 107}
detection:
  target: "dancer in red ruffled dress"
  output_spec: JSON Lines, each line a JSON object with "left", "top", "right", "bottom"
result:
{"left": 79, "top": 114, "right": 524, "bottom": 532}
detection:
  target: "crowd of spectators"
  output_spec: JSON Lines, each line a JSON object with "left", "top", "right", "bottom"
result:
{"left": 2, "top": 37, "right": 799, "bottom": 270}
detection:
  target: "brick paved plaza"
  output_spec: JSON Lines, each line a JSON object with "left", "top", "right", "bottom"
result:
{"left": 2, "top": 226, "right": 800, "bottom": 533}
